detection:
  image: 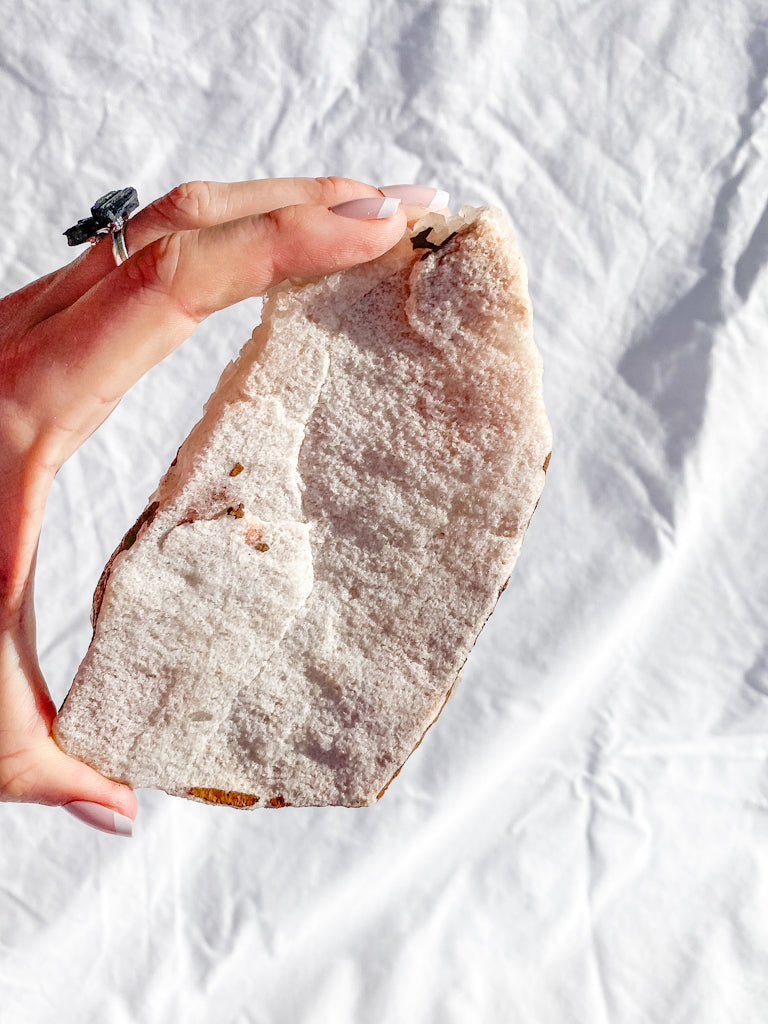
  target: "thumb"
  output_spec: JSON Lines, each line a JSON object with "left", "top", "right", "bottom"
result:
{"left": 32, "top": 737, "right": 137, "bottom": 836}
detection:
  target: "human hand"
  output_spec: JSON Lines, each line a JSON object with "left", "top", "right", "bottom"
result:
{"left": 0, "top": 176, "right": 445, "bottom": 835}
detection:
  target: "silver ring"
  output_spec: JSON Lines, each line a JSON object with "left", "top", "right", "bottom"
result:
{"left": 111, "top": 223, "right": 129, "bottom": 265}
{"left": 64, "top": 188, "right": 139, "bottom": 259}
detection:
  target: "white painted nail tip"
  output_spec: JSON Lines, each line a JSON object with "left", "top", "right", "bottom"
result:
{"left": 429, "top": 188, "right": 450, "bottom": 211}
{"left": 63, "top": 800, "right": 134, "bottom": 837}
{"left": 378, "top": 196, "right": 401, "bottom": 218}
{"left": 379, "top": 185, "right": 450, "bottom": 210}
{"left": 330, "top": 196, "right": 402, "bottom": 220}
{"left": 113, "top": 811, "right": 134, "bottom": 837}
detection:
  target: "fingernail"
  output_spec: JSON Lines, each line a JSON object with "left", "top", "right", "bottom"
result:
{"left": 330, "top": 196, "right": 401, "bottom": 220}
{"left": 379, "top": 185, "right": 450, "bottom": 211}
{"left": 63, "top": 801, "right": 134, "bottom": 837}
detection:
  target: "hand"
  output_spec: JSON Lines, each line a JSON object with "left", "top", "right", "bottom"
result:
{"left": 0, "top": 176, "right": 410, "bottom": 835}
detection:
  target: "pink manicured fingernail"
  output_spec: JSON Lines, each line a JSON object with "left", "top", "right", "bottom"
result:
{"left": 63, "top": 801, "right": 134, "bottom": 837}
{"left": 379, "top": 185, "right": 450, "bottom": 210}
{"left": 330, "top": 197, "right": 401, "bottom": 219}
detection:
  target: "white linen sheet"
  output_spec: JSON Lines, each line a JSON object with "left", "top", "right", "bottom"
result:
{"left": 1, "top": 2, "right": 767, "bottom": 1021}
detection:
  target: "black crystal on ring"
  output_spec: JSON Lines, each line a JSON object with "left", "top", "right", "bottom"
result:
{"left": 64, "top": 187, "right": 139, "bottom": 246}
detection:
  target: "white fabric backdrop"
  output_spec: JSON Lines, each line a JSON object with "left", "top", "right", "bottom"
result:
{"left": 2, "top": 1, "right": 767, "bottom": 1021}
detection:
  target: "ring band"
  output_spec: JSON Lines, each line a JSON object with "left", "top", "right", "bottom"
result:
{"left": 111, "top": 224, "right": 129, "bottom": 265}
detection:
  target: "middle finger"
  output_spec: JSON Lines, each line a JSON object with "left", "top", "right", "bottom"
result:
{"left": 34, "top": 177, "right": 384, "bottom": 323}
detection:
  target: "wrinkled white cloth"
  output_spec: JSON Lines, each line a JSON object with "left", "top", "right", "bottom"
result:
{"left": 1, "top": 2, "right": 767, "bottom": 1022}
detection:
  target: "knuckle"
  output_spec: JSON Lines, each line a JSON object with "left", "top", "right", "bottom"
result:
{"left": 260, "top": 207, "right": 290, "bottom": 282}
{"left": 154, "top": 180, "right": 214, "bottom": 229}
{"left": 126, "top": 233, "right": 182, "bottom": 294}
{"left": 312, "top": 175, "right": 368, "bottom": 204}
{"left": 311, "top": 175, "right": 334, "bottom": 194}
{"left": 123, "top": 233, "right": 202, "bottom": 320}
{"left": 261, "top": 206, "right": 319, "bottom": 285}
{"left": 312, "top": 175, "right": 339, "bottom": 194}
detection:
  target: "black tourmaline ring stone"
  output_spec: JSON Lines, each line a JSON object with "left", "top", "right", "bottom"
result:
{"left": 64, "top": 187, "right": 139, "bottom": 246}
